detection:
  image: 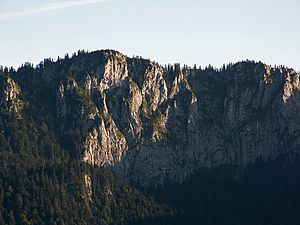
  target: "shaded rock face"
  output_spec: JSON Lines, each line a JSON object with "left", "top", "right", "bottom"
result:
{"left": 3, "top": 50, "right": 300, "bottom": 187}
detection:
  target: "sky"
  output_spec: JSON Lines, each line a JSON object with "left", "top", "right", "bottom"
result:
{"left": 0, "top": 0, "right": 299, "bottom": 70}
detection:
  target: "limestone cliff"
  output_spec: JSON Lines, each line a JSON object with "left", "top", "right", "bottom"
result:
{"left": 2, "top": 50, "right": 300, "bottom": 187}
{"left": 0, "top": 75, "right": 24, "bottom": 115}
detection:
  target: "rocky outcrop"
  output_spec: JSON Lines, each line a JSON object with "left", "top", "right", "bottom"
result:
{"left": 0, "top": 76, "right": 24, "bottom": 115}
{"left": 83, "top": 116, "right": 128, "bottom": 166}
{"left": 9, "top": 50, "right": 300, "bottom": 187}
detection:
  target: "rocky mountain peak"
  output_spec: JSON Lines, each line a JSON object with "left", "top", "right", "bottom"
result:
{"left": 3, "top": 51, "right": 300, "bottom": 187}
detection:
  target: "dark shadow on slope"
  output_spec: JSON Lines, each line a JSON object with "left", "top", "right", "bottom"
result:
{"left": 127, "top": 158, "right": 300, "bottom": 225}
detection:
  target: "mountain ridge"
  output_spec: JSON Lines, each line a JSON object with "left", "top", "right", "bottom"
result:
{"left": 1, "top": 49, "right": 300, "bottom": 187}
{"left": 1, "top": 49, "right": 300, "bottom": 224}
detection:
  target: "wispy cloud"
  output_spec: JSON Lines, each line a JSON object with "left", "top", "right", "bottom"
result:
{"left": 0, "top": 0, "right": 110, "bottom": 21}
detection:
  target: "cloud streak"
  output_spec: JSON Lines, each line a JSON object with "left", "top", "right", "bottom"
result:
{"left": 0, "top": 0, "right": 110, "bottom": 21}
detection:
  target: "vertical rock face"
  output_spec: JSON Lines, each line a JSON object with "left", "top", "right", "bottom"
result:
{"left": 83, "top": 117, "right": 128, "bottom": 167}
{"left": 0, "top": 76, "right": 23, "bottom": 115}
{"left": 84, "top": 174, "right": 92, "bottom": 201}
{"left": 100, "top": 51, "right": 129, "bottom": 91}
{"left": 6, "top": 50, "right": 300, "bottom": 187}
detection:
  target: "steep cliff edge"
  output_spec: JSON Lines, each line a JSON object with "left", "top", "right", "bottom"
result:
{"left": 0, "top": 75, "right": 24, "bottom": 115}
{"left": 2, "top": 50, "right": 300, "bottom": 187}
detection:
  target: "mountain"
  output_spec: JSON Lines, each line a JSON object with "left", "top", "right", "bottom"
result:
{"left": 1, "top": 49, "right": 300, "bottom": 225}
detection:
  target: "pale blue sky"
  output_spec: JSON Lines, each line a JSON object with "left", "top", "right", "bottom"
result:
{"left": 0, "top": 0, "right": 299, "bottom": 70}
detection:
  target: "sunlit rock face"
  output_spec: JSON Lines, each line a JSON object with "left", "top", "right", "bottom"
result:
{"left": 0, "top": 76, "right": 24, "bottom": 115}
{"left": 7, "top": 50, "right": 300, "bottom": 187}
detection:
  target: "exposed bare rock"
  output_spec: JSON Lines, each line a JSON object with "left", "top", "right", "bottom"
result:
{"left": 83, "top": 116, "right": 128, "bottom": 167}
{"left": 0, "top": 76, "right": 24, "bottom": 115}
{"left": 84, "top": 174, "right": 92, "bottom": 202}
{"left": 141, "top": 64, "right": 168, "bottom": 112}
{"left": 16, "top": 50, "right": 300, "bottom": 187}
{"left": 99, "top": 51, "right": 129, "bottom": 91}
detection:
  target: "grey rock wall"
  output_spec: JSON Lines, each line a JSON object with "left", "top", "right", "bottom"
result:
{"left": 2, "top": 50, "right": 300, "bottom": 187}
